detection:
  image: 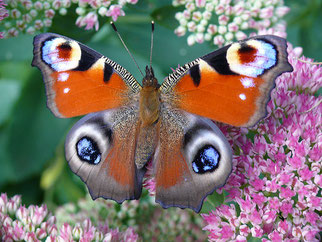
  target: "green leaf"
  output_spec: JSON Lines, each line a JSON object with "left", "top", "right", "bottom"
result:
{"left": 40, "top": 151, "right": 65, "bottom": 190}
{"left": 1, "top": 175, "right": 43, "bottom": 206}
{"left": 201, "top": 191, "right": 225, "bottom": 213}
{"left": 285, "top": 0, "right": 322, "bottom": 60}
{"left": 0, "top": 80, "right": 22, "bottom": 125}
{"left": 0, "top": 61, "right": 32, "bottom": 81}
{"left": 0, "top": 130, "right": 15, "bottom": 185}
{"left": 6, "top": 70, "right": 72, "bottom": 181}
{"left": 151, "top": 5, "right": 184, "bottom": 29}
{"left": 0, "top": 35, "right": 34, "bottom": 62}
{"left": 248, "top": 237, "right": 262, "bottom": 242}
{"left": 315, "top": 87, "right": 322, "bottom": 97}
{"left": 54, "top": 168, "right": 86, "bottom": 204}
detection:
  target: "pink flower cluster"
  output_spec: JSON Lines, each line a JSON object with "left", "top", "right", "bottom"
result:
{"left": 173, "top": 0, "right": 290, "bottom": 46}
{"left": 55, "top": 194, "right": 207, "bottom": 241}
{"left": 0, "top": 0, "right": 71, "bottom": 38}
{"left": 0, "top": 0, "right": 8, "bottom": 38}
{"left": 0, "top": 193, "right": 138, "bottom": 241}
{"left": 0, "top": 0, "right": 139, "bottom": 38}
{"left": 202, "top": 46, "right": 322, "bottom": 241}
{"left": 75, "top": 0, "right": 138, "bottom": 31}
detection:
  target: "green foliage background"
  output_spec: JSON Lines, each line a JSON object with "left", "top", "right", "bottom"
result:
{"left": 0, "top": 0, "right": 321, "bottom": 213}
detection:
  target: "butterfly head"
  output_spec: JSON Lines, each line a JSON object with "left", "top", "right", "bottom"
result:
{"left": 143, "top": 66, "right": 158, "bottom": 88}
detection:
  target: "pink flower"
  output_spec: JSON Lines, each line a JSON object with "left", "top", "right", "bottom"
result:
{"left": 220, "top": 224, "right": 234, "bottom": 239}
{"left": 280, "top": 187, "right": 296, "bottom": 199}
{"left": 280, "top": 201, "right": 293, "bottom": 217}
{"left": 250, "top": 177, "right": 265, "bottom": 191}
{"left": 309, "top": 145, "right": 321, "bottom": 161}
{"left": 248, "top": 210, "right": 262, "bottom": 225}
{"left": 314, "top": 174, "right": 322, "bottom": 187}
{"left": 277, "top": 220, "right": 289, "bottom": 234}
{"left": 106, "top": 5, "right": 125, "bottom": 22}
{"left": 59, "top": 223, "right": 73, "bottom": 240}
{"left": 268, "top": 197, "right": 281, "bottom": 210}
{"left": 269, "top": 230, "right": 283, "bottom": 241}
{"left": 251, "top": 193, "right": 266, "bottom": 206}
{"left": 30, "top": 205, "right": 48, "bottom": 226}
{"left": 142, "top": 161, "right": 156, "bottom": 195}
{"left": 279, "top": 173, "right": 292, "bottom": 185}
{"left": 0, "top": 0, "right": 8, "bottom": 21}
{"left": 303, "top": 227, "right": 320, "bottom": 241}
{"left": 260, "top": 6, "right": 274, "bottom": 19}
{"left": 213, "top": 35, "right": 225, "bottom": 47}
{"left": 195, "top": 0, "right": 206, "bottom": 7}
{"left": 307, "top": 196, "right": 321, "bottom": 210}
{"left": 127, "top": 0, "right": 138, "bottom": 4}
{"left": 239, "top": 224, "right": 250, "bottom": 237}
{"left": 304, "top": 210, "right": 319, "bottom": 226}
{"left": 298, "top": 166, "right": 314, "bottom": 181}
{"left": 76, "top": 12, "right": 99, "bottom": 31}
{"left": 123, "top": 227, "right": 139, "bottom": 242}
{"left": 237, "top": 196, "right": 255, "bottom": 213}
{"left": 25, "top": 232, "right": 38, "bottom": 241}
{"left": 265, "top": 179, "right": 280, "bottom": 193}
{"left": 251, "top": 226, "right": 263, "bottom": 237}
{"left": 287, "top": 155, "right": 303, "bottom": 169}
{"left": 226, "top": 187, "right": 241, "bottom": 200}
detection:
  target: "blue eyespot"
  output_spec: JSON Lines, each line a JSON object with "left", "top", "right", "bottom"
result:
{"left": 192, "top": 145, "right": 220, "bottom": 174}
{"left": 76, "top": 137, "right": 101, "bottom": 165}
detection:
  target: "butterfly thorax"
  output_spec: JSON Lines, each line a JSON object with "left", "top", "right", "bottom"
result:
{"left": 139, "top": 66, "right": 160, "bottom": 127}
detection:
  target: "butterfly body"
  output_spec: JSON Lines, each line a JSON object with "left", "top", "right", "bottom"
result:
{"left": 136, "top": 80, "right": 160, "bottom": 169}
{"left": 32, "top": 32, "right": 293, "bottom": 212}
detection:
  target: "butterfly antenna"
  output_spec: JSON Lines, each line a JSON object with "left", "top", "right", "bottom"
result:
{"left": 110, "top": 21, "right": 144, "bottom": 77}
{"left": 149, "top": 21, "right": 155, "bottom": 68}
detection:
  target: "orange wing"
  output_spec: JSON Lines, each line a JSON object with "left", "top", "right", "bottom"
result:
{"left": 161, "top": 35, "right": 293, "bottom": 127}
{"left": 32, "top": 33, "right": 141, "bottom": 118}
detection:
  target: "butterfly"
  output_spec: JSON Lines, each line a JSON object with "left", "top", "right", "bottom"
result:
{"left": 32, "top": 29, "right": 293, "bottom": 212}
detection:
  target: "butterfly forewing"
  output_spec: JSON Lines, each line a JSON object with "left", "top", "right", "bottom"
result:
{"left": 161, "top": 35, "right": 293, "bottom": 127}
{"left": 32, "top": 33, "right": 141, "bottom": 118}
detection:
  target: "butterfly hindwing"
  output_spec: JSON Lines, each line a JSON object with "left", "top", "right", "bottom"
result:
{"left": 154, "top": 108, "right": 232, "bottom": 212}
{"left": 65, "top": 107, "right": 145, "bottom": 202}
{"left": 32, "top": 33, "right": 141, "bottom": 118}
{"left": 161, "top": 35, "right": 293, "bottom": 127}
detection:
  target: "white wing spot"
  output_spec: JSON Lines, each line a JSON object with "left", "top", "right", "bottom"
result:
{"left": 241, "top": 77, "right": 255, "bottom": 88}
{"left": 63, "top": 88, "right": 70, "bottom": 93}
{"left": 58, "top": 72, "right": 69, "bottom": 82}
{"left": 239, "top": 93, "right": 246, "bottom": 100}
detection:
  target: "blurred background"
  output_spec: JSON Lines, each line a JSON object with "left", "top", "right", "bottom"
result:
{"left": 0, "top": 0, "right": 321, "bottom": 210}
